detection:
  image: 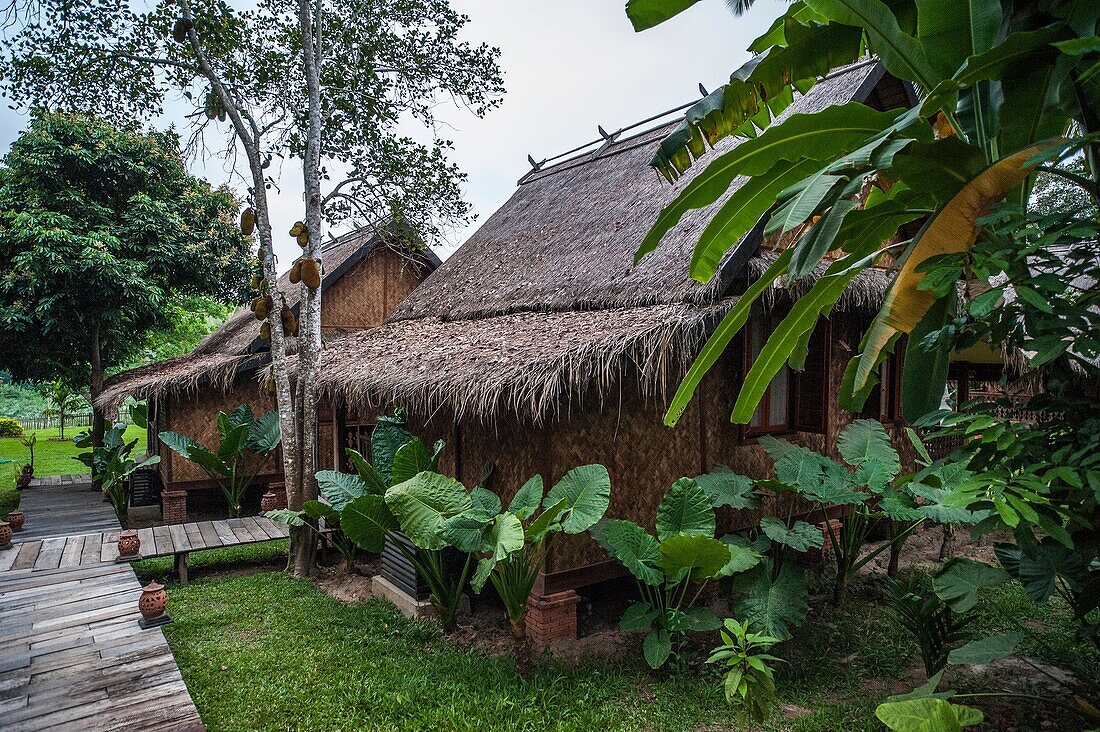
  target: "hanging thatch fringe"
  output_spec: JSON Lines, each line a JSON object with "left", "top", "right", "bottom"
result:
{"left": 96, "top": 353, "right": 253, "bottom": 410}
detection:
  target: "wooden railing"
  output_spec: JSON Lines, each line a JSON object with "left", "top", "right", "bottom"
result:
{"left": 16, "top": 413, "right": 94, "bottom": 431}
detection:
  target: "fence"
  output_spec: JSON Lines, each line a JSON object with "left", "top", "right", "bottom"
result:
{"left": 16, "top": 413, "right": 94, "bottom": 432}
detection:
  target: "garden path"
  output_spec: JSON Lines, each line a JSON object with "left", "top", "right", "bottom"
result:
{"left": 12, "top": 474, "right": 119, "bottom": 543}
{"left": 0, "top": 562, "right": 204, "bottom": 731}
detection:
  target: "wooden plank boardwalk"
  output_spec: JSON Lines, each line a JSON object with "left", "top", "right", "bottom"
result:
{"left": 1, "top": 516, "right": 290, "bottom": 581}
{"left": 0, "top": 562, "right": 204, "bottom": 731}
{"left": 13, "top": 474, "right": 120, "bottom": 543}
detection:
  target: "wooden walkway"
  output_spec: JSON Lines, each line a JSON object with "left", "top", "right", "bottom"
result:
{"left": 14, "top": 474, "right": 120, "bottom": 543}
{"left": 0, "top": 562, "right": 204, "bottom": 731}
{"left": 1, "top": 516, "right": 290, "bottom": 582}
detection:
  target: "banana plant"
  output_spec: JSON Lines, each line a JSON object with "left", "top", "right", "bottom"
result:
{"left": 626, "top": 0, "right": 1100, "bottom": 427}
{"left": 592, "top": 469, "right": 763, "bottom": 669}
{"left": 435, "top": 464, "right": 612, "bottom": 679}
{"left": 160, "top": 404, "right": 280, "bottom": 517}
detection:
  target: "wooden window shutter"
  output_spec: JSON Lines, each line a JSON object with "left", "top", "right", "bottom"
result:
{"left": 792, "top": 320, "right": 830, "bottom": 434}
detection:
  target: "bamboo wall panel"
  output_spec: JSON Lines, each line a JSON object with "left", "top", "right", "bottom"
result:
{"left": 321, "top": 247, "right": 429, "bottom": 330}
{"left": 165, "top": 377, "right": 278, "bottom": 484}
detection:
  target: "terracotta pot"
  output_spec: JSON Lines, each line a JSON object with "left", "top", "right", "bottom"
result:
{"left": 259, "top": 491, "right": 278, "bottom": 513}
{"left": 117, "top": 529, "right": 140, "bottom": 557}
{"left": 6, "top": 510, "right": 24, "bottom": 531}
{"left": 0, "top": 521, "right": 11, "bottom": 549}
{"left": 138, "top": 581, "right": 168, "bottom": 619}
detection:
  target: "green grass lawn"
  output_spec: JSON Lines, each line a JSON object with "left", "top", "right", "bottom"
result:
{"left": 140, "top": 546, "right": 1098, "bottom": 732}
{"left": 0, "top": 425, "right": 147, "bottom": 478}
{"left": 0, "top": 424, "right": 147, "bottom": 515}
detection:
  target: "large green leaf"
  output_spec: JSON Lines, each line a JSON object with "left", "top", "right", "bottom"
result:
{"left": 385, "top": 472, "right": 473, "bottom": 550}
{"left": 901, "top": 288, "right": 956, "bottom": 422}
{"left": 217, "top": 420, "right": 249, "bottom": 461}
{"left": 315, "top": 470, "right": 367, "bottom": 512}
{"left": 620, "top": 602, "right": 660, "bottom": 632}
{"left": 643, "top": 627, "right": 672, "bottom": 669}
{"left": 731, "top": 558, "right": 809, "bottom": 641}
{"left": 159, "top": 431, "right": 199, "bottom": 459}
{"left": 805, "top": 0, "right": 937, "bottom": 88}
{"left": 247, "top": 410, "right": 281, "bottom": 454}
{"left": 664, "top": 250, "right": 794, "bottom": 427}
{"left": 690, "top": 158, "right": 820, "bottom": 281}
{"left": 994, "top": 540, "right": 1091, "bottom": 604}
{"left": 469, "top": 513, "right": 525, "bottom": 592}
{"left": 391, "top": 438, "right": 434, "bottom": 485}
{"left": 371, "top": 415, "right": 413, "bottom": 484}
{"left": 347, "top": 449, "right": 388, "bottom": 494}
{"left": 693, "top": 466, "right": 760, "bottom": 509}
{"left": 544, "top": 464, "right": 611, "bottom": 534}
{"left": 441, "top": 511, "right": 493, "bottom": 553}
{"left": 933, "top": 557, "right": 1009, "bottom": 612}
{"left": 875, "top": 697, "right": 984, "bottom": 731}
{"left": 655, "top": 478, "right": 715, "bottom": 540}
{"left": 341, "top": 494, "right": 398, "bottom": 553}
{"left": 715, "top": 542, "right": 762, "bottom": 578}
{"left": 637, "top": 103, "right": 901, "bottom": 262}
{"left": 470, "top": 486, "right": 502, "bottom": 516}
{"left": 947, "top": 632, "right": 1022, "bottom": 666}
{"left": 591, "top": 519, "right": 663, "bottom": 586}
{"left": 759, "top": 516, "right": 824, "bottom": 552}
{"left": 624, "top": 0, "right": 704, "bottom": 31}
{"left": 838, "top": 418, "right": 901, "bottom": 491}
{"left": 915, "top": 0, "right": 1001, "bottom": 79}
{"left": 657, "top": 534, "right": 732, "bottom": 581}
{"left": 765, "top": 169, "right": 848, "bottom": 237}
{"left": 507, "top": 475, "right": 543, "bottom": 520}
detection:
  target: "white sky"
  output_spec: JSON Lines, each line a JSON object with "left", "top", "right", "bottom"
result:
{"left": 0, "top": 0, "right": 782, "bottom": 271}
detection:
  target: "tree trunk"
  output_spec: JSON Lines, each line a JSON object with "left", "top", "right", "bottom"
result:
{"left": 89, "top": 323, "right": 105, "bottom": 486}
{"left": 887, "top": 522, "right": 905, "bottom": 578}
{"left": 287, "top": 0, "right": 325, "bottom": 578}
{"left": 510, "top": 615, "right": 531, "bottom": 680}
{"left": 938, "top": 525, "right": 955, "bottom": 562}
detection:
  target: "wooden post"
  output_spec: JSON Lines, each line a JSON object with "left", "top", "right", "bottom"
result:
{"left": 174, "top": 551, "right": 189, "bottom": 585}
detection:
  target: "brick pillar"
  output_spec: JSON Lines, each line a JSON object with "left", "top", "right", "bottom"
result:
{"left": 526, "top": 590, "right": 581, "bottom": 647}
{"left": 267, "top": 481, "right": 288, "bottom": 510}
{"left": 162, "top": 490, "right": 188, "bottom": 524}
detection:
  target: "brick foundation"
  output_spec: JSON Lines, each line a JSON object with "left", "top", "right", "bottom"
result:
{"left": 525, "top": 590, "right": 581, "bottom": 647}
{"left": 267, "top": 482, "right": 289, "bottom": 510}
{"left": 162, "top": 490, "right": 188, "bottom": 524}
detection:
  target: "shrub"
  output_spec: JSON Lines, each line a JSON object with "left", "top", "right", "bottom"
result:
{"left": 0, "top": 418, "right": 24, "bottom": 438}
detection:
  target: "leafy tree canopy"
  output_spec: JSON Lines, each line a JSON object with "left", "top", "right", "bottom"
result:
{"left": 0, "top": 110, "right": 250, "bottom": 404}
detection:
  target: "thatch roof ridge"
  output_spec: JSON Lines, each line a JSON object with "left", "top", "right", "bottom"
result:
{"left": 96, "top": 223, "right": 434, "bottom": 409}
{"left": 387, "top": 60, "right": 884, "bottom": 325}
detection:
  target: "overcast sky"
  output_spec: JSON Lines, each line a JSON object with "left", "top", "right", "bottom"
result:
{"left": 0, "top": 0, "right": 782, "bottom": 270}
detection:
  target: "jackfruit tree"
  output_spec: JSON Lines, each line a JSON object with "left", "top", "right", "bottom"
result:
{"left": 0, "top": 110, "right": 251, "bottom": 446}
{"left": 0, "top": 0, "right": 503, "bottom": 574}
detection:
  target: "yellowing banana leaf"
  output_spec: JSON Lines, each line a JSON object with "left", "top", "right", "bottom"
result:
{"left": 852, "top": 140, "right": 1063, "bottom": 392}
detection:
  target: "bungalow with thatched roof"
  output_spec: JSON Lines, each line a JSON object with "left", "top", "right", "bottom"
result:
{"left": 97, "top": 226, "right": 439, "bottom": 521}
{"left": 303, "top": 60, "right": 928, "bottom": 641}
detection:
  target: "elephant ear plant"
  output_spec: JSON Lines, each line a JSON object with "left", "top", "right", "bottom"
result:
{"left": 160, "top": 404, "right": 281, "bottom": 517}
{"left": 593, "top": 470, "right": 762, "bottom": 669}
{"left": 74, "top": 421, "right": 159, "bottom": 523}
{"left": 438, "top": 464, "right": 612, "bottom": 679}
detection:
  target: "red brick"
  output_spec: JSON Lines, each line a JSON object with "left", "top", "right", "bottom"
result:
{"left": 525, "top": 590, "right": 581, "bottom": 647}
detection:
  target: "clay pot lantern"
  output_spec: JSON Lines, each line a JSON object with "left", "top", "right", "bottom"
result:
{"left": 259, "top": 491, "right": 279, "bottom": 513}
{"left": 0, "top": 520, "right": 12, "bottom": 550}
{"left": 117, "top": 529, "right": 141, "bottom": 560}
{"left": 6, "top": 510, "right": 25, "bottom": 531}
{"left": 137, "top": 581, "right": 172, "bottom": 629}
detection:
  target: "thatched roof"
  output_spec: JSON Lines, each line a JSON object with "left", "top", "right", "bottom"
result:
{"left": 96, "top": 225, "right": 439, "bottom": 409}
{"left": 315, "top": 60, "right": 910, "bottom": 424}
{"left": 389, "top": 60, "right": 887, "bottom": 324}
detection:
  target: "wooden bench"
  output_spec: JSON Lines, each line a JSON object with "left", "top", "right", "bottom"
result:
{"left": 0, "top": 516, "right": 292, "bottom": 584}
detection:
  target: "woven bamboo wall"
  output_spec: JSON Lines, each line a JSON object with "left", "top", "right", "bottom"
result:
{"left": 321, "top": 247, "right": 429, "bottom": 330}
{"left": 164, "top": 376, "right": 279, "bottom": 485}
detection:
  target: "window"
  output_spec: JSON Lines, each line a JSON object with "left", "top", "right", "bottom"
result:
{"left": 743, "top": 315, "right": 791, "bottom": 435}
{"left": 791, "top": 321, "right": 830, "bottom": 434}
{"left": 743, "top": 314, "right": 831, "bottom": 436}
{"left": 859, "top": 349, "right": 904, "bottom": 423}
